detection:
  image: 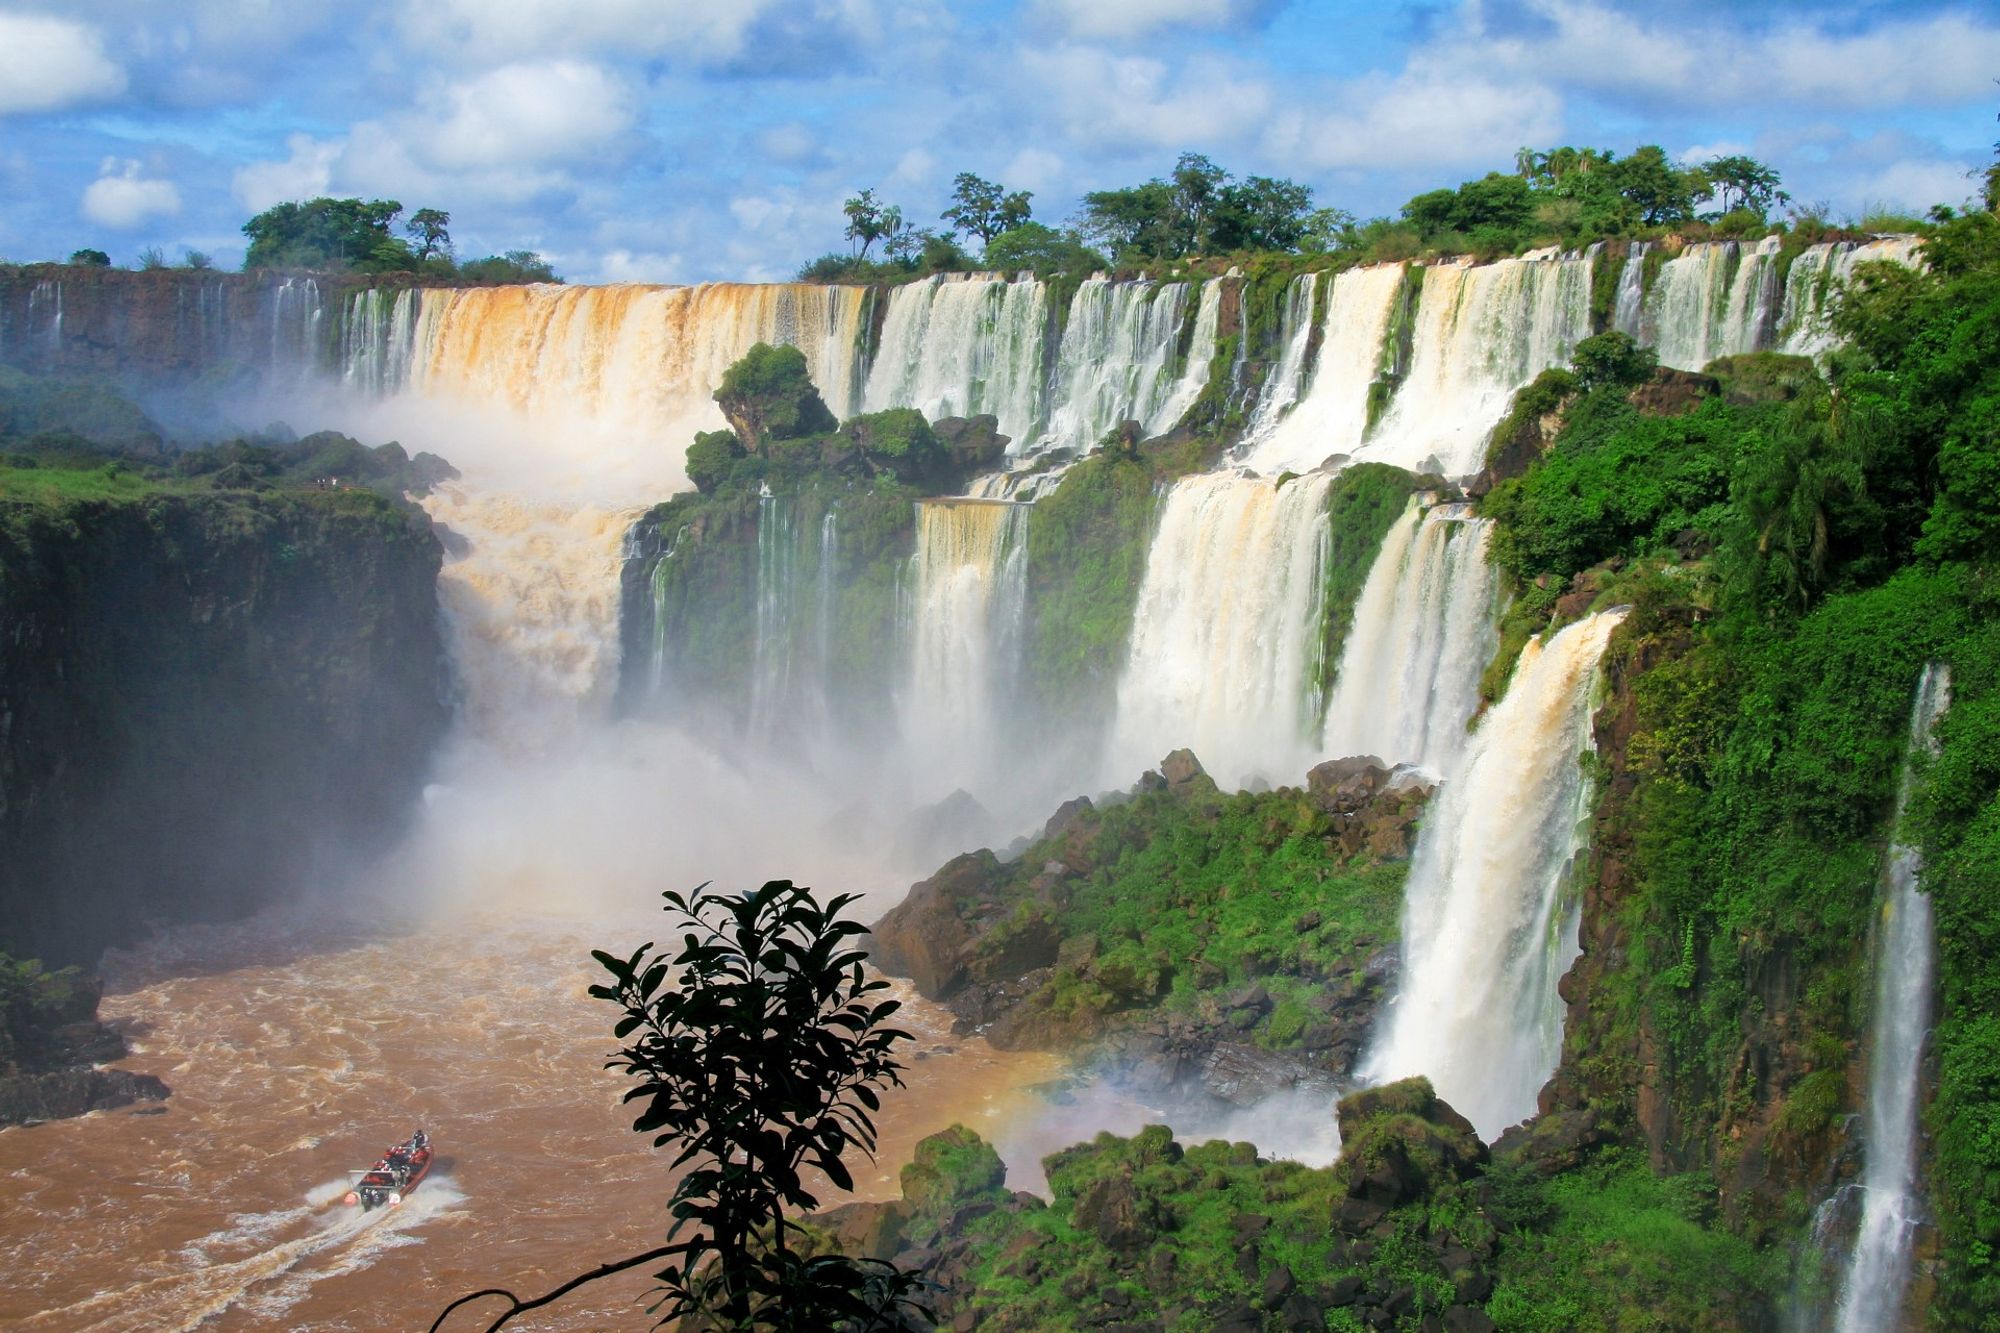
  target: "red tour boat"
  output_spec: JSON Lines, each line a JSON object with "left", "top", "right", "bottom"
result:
{"left": 343, "top": 1129, "right": 434, "bottom": 1210}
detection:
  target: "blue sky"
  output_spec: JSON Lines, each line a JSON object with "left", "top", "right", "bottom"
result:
{"left": 0, "top": 0, "right": 1994, "bottom": 282}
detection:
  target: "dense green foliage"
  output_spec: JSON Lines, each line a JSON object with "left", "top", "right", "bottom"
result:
{"left": 981, "top": 223, "right": 1108, "bottom": 278}
{"left": 926, "top": 770, "right": 1410, "bottom": 1055}
{"left": 1022, "top": 449, "right": 1158, "bottom": 717}
{"left": 1077, "top": 153, "right": 1323, "bottom": 261}
{"left": 1463, "top": 180, "right": 2000, "bottom": 1324}
{"left": 1316, "top": 465, "right": 1419, "bottom": 703}
{"left": 241, "top": 196, "right": 559, "bottom": 281}
{"left": 940, "top": 172, "right": 1033, "bottom": 246}
{"left": 1482, "top": 1150, "right": 1776, "bottom": 1330}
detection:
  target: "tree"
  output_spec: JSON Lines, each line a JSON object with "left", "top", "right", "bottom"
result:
{"left": 430, "top": 880, "right": 922, "bottom": 1332}
{"left": 180, "top": 249, "right": 213, "bottom": 271}
{"left": 982, "top": 222, "right": 1107, "bottom": 277}
{"left": 406, "top": 208, "right": 454, "bottom": 261}
{"left": 458, "top": 250, "right": 561, "bottom": 283}
{"left": 1077, "top": 153, "right": 1316, "bottom": 259}
{"left": 241, "top": 196, "right": 408, "bottom": 271}
{"left": 1699, "top": 155, "right": 1790, "bottom": 219}
{"left": 67, "top": 249, "right": 110, "bottom": 267}
{"left": 1210, "top": 174, "right": 1315, "bottom": 252}
{"left": 940, "top": 173, "right": 1032, "bottom": 246}
{"left": 1608, "top": 146, "right": 1702, "bottom": 226}
{"left": 843, "top": 190, "right": 893, "bottom": 258}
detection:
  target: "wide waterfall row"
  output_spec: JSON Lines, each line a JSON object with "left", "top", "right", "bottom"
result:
{"left": 0, "top": 272, "right": 330, "bottom": 380}
{"left": 1616, "top": 233, "right": 1926, "bottom": 370}
{"left": 307, "top": 235, "right": 1923, "bottom": 486}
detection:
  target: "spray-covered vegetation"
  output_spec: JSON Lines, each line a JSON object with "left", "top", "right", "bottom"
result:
{"left": 627, "top": 344, "right": 1010, "bottom": 726}
{"left": 1022, "top": 445, "right": 1159, "bottom": 720}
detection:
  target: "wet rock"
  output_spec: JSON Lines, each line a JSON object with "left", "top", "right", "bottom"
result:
{"left": 1444, "top": 1307, "right": 1499, "bottom": 1333}
{"left": 1073, "top": 1175, "right": 1150, "bottom": 1252}
{"left": 0, "top": 1068, "right": 169, "bottom": 1127}
{"left": 1160, "top": 748, "right": 1207, "bottom": 788}
{"left": 867, "top": 850, "right": 1000, "bottom": 998}
{"left": 1041, "top": 794, "right": 1094, "bottom": 842}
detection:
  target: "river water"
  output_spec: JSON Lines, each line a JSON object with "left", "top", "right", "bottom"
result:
{"left": 0, "top": 904, "right": 1062, "bottom": 1332}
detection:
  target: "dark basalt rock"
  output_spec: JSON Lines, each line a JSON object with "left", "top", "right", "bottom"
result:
{"left": 0, "top": 1068, "right": 169, "bottom": 1127}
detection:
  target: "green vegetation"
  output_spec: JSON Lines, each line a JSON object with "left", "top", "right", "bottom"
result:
{"left": 631, "top": 345, "right": 1006, "bottom": 726}
{"left": 1483, "top": 1150, "right": 1776, "bottom": 1330}
{"left": 1077, "top": 152, "right": 1324, "bottom": 260}
{"left": 940, "top": 172, "right": 1033, "bottom": 247}
{"left": 1317, "top": 465, "right": 1419, "bottom": 703}
{"left": 240, "top": 196, "right": 560, "bottom": 281}
{"left": 877, "top": 761, "right": 1416, "bottom": 1059}
{"left": 0, "top": 366, "right": 450, "bottom": 517}
{"left": 1457, "top": 162, "right": 2000, "bottom": 1324}
{"left": 1022, "top": 447, "right": 1159, "bottom": 717}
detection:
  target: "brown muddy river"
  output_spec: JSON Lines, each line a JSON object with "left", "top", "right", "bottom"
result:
{"left": 0, "top": 909, "right": 1065, "bottom": 1332}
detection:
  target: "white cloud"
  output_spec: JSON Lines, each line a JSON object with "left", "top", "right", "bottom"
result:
{"left": 1465, "top": 1, "right": 2000, "bottom": 112}
{"left": 234, "top": 62, "right": 637, "bottom": 208}
{"left": 1001, "top": 148, "right": 1066, "bottom": 197}
{"left": 1273, "top": 66, "right": 1563, "bottom": 174}
{"left": 232, "top": 134, "right": 338, "bottom": 212}
{"left": 400, "top": 0, "right": 775, "bottom": 67}
{"left": 418, "top": 61, "right": 634, "bottom": 172}
{"left": 1844, "top": 159, "right": 1980, "bottom": 216}
{"left": 593, "top": 248, "right": 685, "bottom": 284}
{"left": 1032, "top": 0, "right": 1272, "bottom": 41}
{"left": 80, "top": 158, "right": 180, "bottom": 229}
{"left": 757, "top": 123, "right": 822, "bottom": 166}
{"left": 0, "top": 14, "right": 126, "bottom": 114}
{"left": 1022, "top": 45, "right": 1274, "bottom": 150}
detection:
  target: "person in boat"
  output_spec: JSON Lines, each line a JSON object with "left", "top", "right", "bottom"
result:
{"left": 412, "top": 1129, "right": 429, "bottom": 1153}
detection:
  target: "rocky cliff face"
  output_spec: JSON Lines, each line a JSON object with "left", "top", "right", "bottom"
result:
{"left": 0, "top": 265, "right": 371, "bottom": 383}
{"left": 0, "top": 488, "right": 450, "bottom": 963}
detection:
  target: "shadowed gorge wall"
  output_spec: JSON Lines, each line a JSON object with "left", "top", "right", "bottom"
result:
{"left": 0, "top": 490, "right": 450, "bottom": 963}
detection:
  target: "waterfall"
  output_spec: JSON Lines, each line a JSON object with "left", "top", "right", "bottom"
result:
{"left": 1780, "top": 237, "right": 1927, "bottom": 360}
{"left": 1359, "top": 250, "right": 1594, "bottom": 478}
{"left": 1240, "top": 273, "right": 1321, "bottom": 443}
{"left": 1321, "top": 501, "right": 1500, "bottom": 774}
{"left": 403, "top": 282, "right": 870, "bottom": 450}
{"left": 1611, "top": 242, "right": 1649, "bottom": 339}
{"left": 1362, "top": 609, "right": 1627, "bottom": 1139}
{"left": 748, "top": 491, "right": 805, "bottom": 742}
{"left": 1835, "top": 662, "right": 1952, "bottom": 1333}
{"left": 341, "top": 288, "right": 420, "bottom": 397}
{"left": 420, "top": 485, "right": 641, "bottom": 746}
{"left": 859, "top": 273, "right": 1048, "bottom": 448}
{"left": 1240, "top": 264, "right": 1406, "bottom": 476}
{"left": 904, "top": 500, "right": 1030, "bottom": 801}
{"left": 1042, "top": 278, "right": 1220, "bottom": 451}
{"left": 1104, "top": 471, "right": 1333, "bottom": 789}
{"left": 1645, "top": 236, "right": 1783, "bottom": 371}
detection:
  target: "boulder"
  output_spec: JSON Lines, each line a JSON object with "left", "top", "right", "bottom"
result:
{"left": 867, "top": 851, "right": 1001, "bottom": 998}
{"left": 1161, "top": 749, "right": 1207, "bottom": 788}
{"left": 1334, "top": 1077, "right": 1488, "bottom": 1208}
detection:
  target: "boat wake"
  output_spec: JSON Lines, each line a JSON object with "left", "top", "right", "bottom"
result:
{"left": 25, "top": 1177, "right": 466, "bottom": 1332}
